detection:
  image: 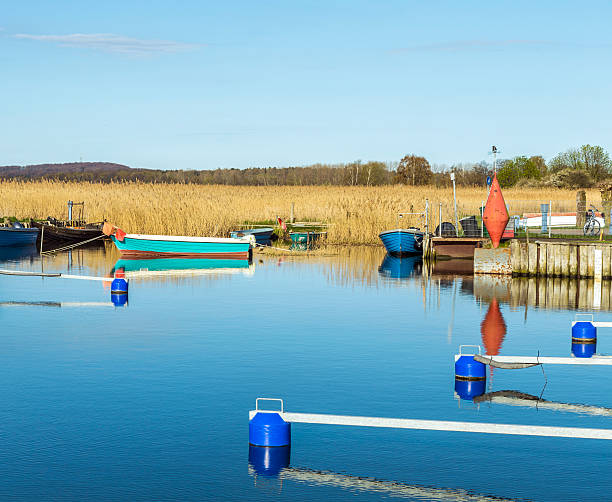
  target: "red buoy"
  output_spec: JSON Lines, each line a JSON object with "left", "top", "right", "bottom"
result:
{"left": 482, "top": 174, "right": 509, "bottom": 248}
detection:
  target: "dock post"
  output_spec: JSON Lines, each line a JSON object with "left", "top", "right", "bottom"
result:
{"left": 569, "top": 245, "right": 578, "bottom": 277}
{"left": 528, "top": 243, "right": 538, "bottom": 276}
{"left": 290, "top": 202, "right": 295, "bottom": 223}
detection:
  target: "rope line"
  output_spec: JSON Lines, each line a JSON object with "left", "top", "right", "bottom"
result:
{"left": 41, "top": 234, "right": 105, "bottom": 255}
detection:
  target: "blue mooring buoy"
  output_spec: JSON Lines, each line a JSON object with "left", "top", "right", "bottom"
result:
{"left": 249, "top": 412, "right": 291, "bottom": 447}
{"left": 111, "top": 277, "right": 128, "bottom": 295}
{"left": 248, "top": 445, "right": 290, "bottom": 477}
{"left": 571, "top": 321, "right": 596, "bottom": 358}
{"left": 455, "top": 355, "right": 486, "bottom": 381}
{"left": 455, "top": 353, "right": 486, "bottom": 400}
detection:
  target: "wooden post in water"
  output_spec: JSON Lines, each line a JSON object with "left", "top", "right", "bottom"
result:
{"left": 528, "top": 243, "right": 538, "bottom": 275}
{"left": 569, "top": 245, "right": 578, "bottom": 277}
{"left": 547, "top": 244, "right": 555, "bottom": 276}
{"left": 539, "top": 242, "right": 548, "bottom": 276}
{"left": 579, "top": 245, "right": 589, "bottom": 277}
{"left": 603, "top": 245, "right": 611, "bottom": 278}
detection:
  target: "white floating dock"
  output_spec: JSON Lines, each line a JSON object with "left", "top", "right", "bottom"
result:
{"left": 249, "top": 410, "right": 612, "bottom": 440}
{"left": 463, "top": 354, "right": 612, "bottom": 366}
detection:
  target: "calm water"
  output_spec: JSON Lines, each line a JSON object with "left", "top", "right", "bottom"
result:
{"left": 1, "top": 245, "right": 611, "bottom": 501}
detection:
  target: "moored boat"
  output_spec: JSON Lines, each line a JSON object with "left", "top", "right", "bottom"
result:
{"left": 0, "top": 224, "right": 39, "bottom": 247}
{"left": 378, "top": 228, "right": 423, "bottom": 256}
{"left": 31, "top": 219, "right": 104, "bottom": 246}
{"left": 104, "top": 223, "right": 254, "bottom": 259}
{"left": 230, "top": 227, "right": 275, "bottom": 245}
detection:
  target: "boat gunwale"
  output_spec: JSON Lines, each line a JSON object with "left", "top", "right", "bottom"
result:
{"left": 122, "top": 233, "right": 252, "bottom": 244}
{"left": 379, "top": 228, "right": 424, "bottom": 236}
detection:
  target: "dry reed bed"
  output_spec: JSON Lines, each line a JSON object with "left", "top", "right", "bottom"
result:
{"left": 0, "top": 181, "right": 601, "bottom": 245}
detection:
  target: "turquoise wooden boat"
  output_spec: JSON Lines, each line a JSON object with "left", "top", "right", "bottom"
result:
{"left": 109, "top": 231, "right": 253, "bottom": 259}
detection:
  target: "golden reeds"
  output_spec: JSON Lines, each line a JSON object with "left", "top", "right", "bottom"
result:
{"left": 0, "top": 180, "right": 601, "bottom": 245}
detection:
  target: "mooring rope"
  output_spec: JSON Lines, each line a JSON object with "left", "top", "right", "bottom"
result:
{"left": 41, "top": 234, "right": 105, "bottom": 255}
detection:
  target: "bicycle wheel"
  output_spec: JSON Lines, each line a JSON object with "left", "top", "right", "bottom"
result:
{"left": 584, "top": 220, "right": 600, "bottom": 236}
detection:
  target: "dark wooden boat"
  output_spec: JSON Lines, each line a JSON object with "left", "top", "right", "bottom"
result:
{"left": 31, "top": 218, "right": 105, "bottom": 247}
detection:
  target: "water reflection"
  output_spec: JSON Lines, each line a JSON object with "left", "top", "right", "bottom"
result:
{"left": 474, "top": 390, "right": 612, "bottom": 417}
{"left": 378, "top": 254, "right": 422, "bottom": 280}
{"left": 480, "top": 298, "right": 506, "bottom": 356}
{"left": 0, "top": 245, "right": 38, "bottom": 263}
{"left": 250, "top": 465, "right": 521, "bottom": 501}
{"left": 110, "top": 257, "right": 254, "bottom": 280}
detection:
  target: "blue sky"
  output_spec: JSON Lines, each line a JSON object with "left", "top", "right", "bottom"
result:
{"left": 2, "top": 0, "right": 611, "bottom": 170}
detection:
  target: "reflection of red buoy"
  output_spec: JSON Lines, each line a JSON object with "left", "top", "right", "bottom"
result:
{"left": 481, "top": 298, "right": 506, "bottom": 356}
{"left": 483, "top": 174, "right": 509, "bottom": 248}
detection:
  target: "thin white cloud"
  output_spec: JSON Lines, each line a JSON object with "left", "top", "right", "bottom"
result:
{"left": 14, "top": 33, "right": 199, "bottom": 55}
{"left": 393, "top": 40, "right": 556, "bottom": 52}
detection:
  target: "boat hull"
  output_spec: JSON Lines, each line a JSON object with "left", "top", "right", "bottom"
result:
{"left": 230, "top": 227, "right": 275, "bottom": 244}
{"left": 31, "top": 220, "right": 103, "bottom": 245}
{"left": 378, "top": 254, "right": 422, "bottom": 279}
{"left": 0, "top": 227, "right": 39, "bottom": 247}
{"left": 111, "top": 234, "right": 252, "bottom": 259}
{"left": 379, "top": 229, "right": 423, "bottom": 256}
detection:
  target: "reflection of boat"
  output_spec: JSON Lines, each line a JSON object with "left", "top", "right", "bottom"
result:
{"left": 378, "top": 254, "right": 422, "bottom": 279}
{"left": 0, "top": 245, "right": 38, "bottom": 262}
{"left": 231, "top": 227, "right": 274, "bottom": 245}
{"left": 378, "top": 229, "right": 423, "bottom": 256}
{"left": 0, "top": 225, "right": 39, "bottom": 247}
{"left": 111, "top": 257, "right": 253, "bottom": 278}
{"left": 104, "top": 223, "right": 253, "bottom": 259}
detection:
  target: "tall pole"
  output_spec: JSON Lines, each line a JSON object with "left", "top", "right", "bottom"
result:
{"left": 439, "top": 203, "right": 442, "bottom": 237}
{"left": 451, "top": 172, "right": 459, "bottom": 237}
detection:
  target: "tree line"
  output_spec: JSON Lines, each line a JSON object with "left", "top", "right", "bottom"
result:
{"left": 1, "top": 144, "right": 610, "bottom": 188}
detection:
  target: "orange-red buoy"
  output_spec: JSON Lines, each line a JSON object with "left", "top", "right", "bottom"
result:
{"left": 480, "top": 298, "right": 506, "bottom": 356}
{"left": 483, "top": 174, "right": 509, "bottom": 248}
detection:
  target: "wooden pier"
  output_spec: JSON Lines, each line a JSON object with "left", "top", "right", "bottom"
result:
{"left": 510, "top": 240, "right": 612, "bottom": 278}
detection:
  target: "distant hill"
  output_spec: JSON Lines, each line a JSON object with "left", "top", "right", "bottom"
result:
{"left": 0, "top": 161, "right": 395, "bottom": 186}
{"left": 0, "top": 162, "right": 137, "bottom": 178}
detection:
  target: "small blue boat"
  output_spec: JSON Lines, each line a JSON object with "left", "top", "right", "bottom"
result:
{"left": 230, "top": 227, "right": 275, "bottom": 245}
{"left": 378, "top": 254, "right": 422, "bottom": 279}
{"left": 378, "top": 228, "right": 423, "bottom": 256}
{"left": 0, "top": 224, "right": 39, "bottom": 247}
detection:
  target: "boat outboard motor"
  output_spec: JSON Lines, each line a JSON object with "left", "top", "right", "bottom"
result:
{"left": 12, "top": 221, "right": 24, "bottom": 229}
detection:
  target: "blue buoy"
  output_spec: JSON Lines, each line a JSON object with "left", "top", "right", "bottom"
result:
{"left": 111, "top": 293, "right": 128, "bottom": 307}
{"left": 572, "top": 321, "right": 597, "bottom": 342}
{"left": 455, "top": 355, "right": 486, "bottom": 381}
{"left": 249, "top": 412, "right": 291, "bottom": 447}
{"left": 454, "top": 379, "right": 486, "bottom": 400}
{"left": 572, "top": 341, "right": 596, "bottom": 358}
{"left": 111, "top": 277, "right": 128, "bottom": 295}
{"left": 248, "top": 445, "right": 290, "bottom": 477}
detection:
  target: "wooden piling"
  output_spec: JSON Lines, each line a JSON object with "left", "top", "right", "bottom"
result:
{"left": 539, "top": 242, "right": 547, "bottom": 276}
{"left": 528, "top": 243, "right": 538, "bottom": 275}
{"left": 579, "top": 245, "right": 589, "bottom": 277}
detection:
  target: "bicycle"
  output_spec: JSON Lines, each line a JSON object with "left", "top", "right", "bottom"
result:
{"left": 583, "top": 205, "right": 602, "bottom": 236}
